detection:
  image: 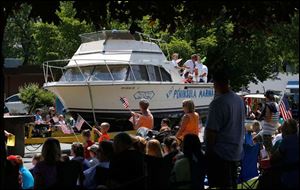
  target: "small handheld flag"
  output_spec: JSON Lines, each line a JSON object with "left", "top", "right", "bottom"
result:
{"left": 120, "top": 97, "right": 130, "bottom": 108}
{"left": 75, "top": 115, "right": 85, "bottom": 131}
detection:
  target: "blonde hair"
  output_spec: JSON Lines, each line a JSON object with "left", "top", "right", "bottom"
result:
{"left": 146, "top": 139, "right": 163, "bottom": 158}
{"left": 182, "top": 99, "right": 195, "bottom": 113}
{"left": 100, "top": 122, "right": 110, "bottom": 128}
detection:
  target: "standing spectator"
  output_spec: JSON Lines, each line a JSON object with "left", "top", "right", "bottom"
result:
{"left": 33, "top": 138, "right": 62, "bottom": 189}
{"left": 255, "top": 103, "right": 263, "bottom": 120}
{"left": 162, "top": 136, "right": 182, "bottom": 180}
{"left": 109, "top": 132, "right": 145, "bottom": 189}
{"left": 205, "top": 72, "right": 245, "bottom": 189}
{"left": 4, "top": 158, "right": 22, "bottom": 189}
{"left": 170, "top": 134, "right": 206, "bottom": 189}
{"left": 145, "top": 139, "right": 168, "bottom": 189}
{"left": 7, "top": 155, "right": 34, "bottom": 189}
{"left": 182, "top": 54, "right": 198, "bottom": 79}
{"left": 176, "top": 99, "right": 199, "bottom": 142}
{"left": 29, "top": 153, "right": 42, "bottom": 175}
{"left": 71, "top": 142, "right": 90, "bottom": 171}
{"left": 82, "top": 129, "right": 94, "bottom": 159}
{"left": 131, "top": 99, "right": 154, "bottom": 130}
{"left": 87, "top": 144, "right": 99, "bottom": 167}
{"left": 254, "top": 90, "right": 280, "bottom": 155}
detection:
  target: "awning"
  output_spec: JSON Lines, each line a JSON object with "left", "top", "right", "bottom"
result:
{"left": 286, "top": 80, "right": 299, "bottom": 89}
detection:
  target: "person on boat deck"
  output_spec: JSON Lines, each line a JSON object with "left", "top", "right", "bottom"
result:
{"left": 131, "top": 99, "right": 154, "bottom": 130}
{"left": 184, "top": 74, "right": 194, "bottom": 83}
{"left": 94, "top": 122, "right": 111, "bottom": 143}
{"left": 176, "top": 99, "right": 200, "bottom": 142}
{"left": 195, "top": 54, "right": 208, "bottom": 83}
{"left": 182, "top": 54, "right": 198, "bottom": 79}
{"left": 171, "top": 53, "right": 184, "bottom": 75}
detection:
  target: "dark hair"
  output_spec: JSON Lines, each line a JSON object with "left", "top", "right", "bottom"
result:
{"left": 71, "top": 143, "right": 84, "bottom": 157}
{"left": 98, "top": 141, "right": 114, "bottom": 160}
{"left": 182, "top": 134, "right": 203, "bottom": 159}
{"left": 139, "top": 99, "right": 149, "bottom": 110}
{"left": 42, "top": 138, "right": 61, "bottom": 164}
{"left": 282, "top": 119, "right": 298, "bottom": 136}
{"left": 35, "top": 108, "right": 42, "bottom": 114}
{"left": 212, "top": 70, "right": 229, "bottom": 85}
{"left": 114, "top": 132, "right": 132, "bottom": 147}
{"left": 163, "top": 136, "right": 178, "bottom": 150}
{"left": 258, "top": 103, "right": 263, "bottom": 107}
{"left": 264, "top": 90, "right": 275, "bottom": 101}
{"left": 82, "top": 129, "right": 91, "bottom": 137}
{"left": 161, "top": 118, "right": 170, "bottom": 126}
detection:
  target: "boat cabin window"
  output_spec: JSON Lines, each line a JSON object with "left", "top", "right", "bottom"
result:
{"left": 146, "top": 65, "right": 162, "bottom": 81}
{"left": 129, "top": 65, "right": 150, "bottom": 81}
{"left": 60, "top": 67, "right": 93, "bottom": 81}
{"left": 60, "top": 64, "right": 172, "bottom": 82}
{"left": 90, "top": 66, "right": 112, "bottom": 81}
{"left": 161, "top": 67, "right": 172, "bottom": 82}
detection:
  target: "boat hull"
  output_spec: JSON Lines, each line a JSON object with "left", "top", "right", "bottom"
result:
{"left": 44, "top": 82, "right": 214, "bottom": 129}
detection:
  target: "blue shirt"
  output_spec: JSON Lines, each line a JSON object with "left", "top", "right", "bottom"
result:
{"left": 205, "top": 91, "right": 245, "bottom": 161}
{"left": 20, "top": 166, "right": 34, "bottom": 189}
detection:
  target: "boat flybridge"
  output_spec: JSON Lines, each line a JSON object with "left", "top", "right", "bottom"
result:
{"left": 43, "top": 30, "right": 214, "bottom": 127}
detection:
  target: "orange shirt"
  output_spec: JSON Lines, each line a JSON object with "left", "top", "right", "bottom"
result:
{"left": 136, "top": 112, "right": 154, "bottom": 130}
{"left": 98, "top": 133, "right": 110, "bottom": 143}
{"left": 176, "top": 112, "right": 199, "bottom": 141}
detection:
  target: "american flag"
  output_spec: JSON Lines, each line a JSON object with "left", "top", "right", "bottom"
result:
{"left": 75, "top": 115, "right": 85, "bottom": 131}
{"left": 120, "top": 97, "right": 130, "bottom": 108}
{"left": 279, "top": 94, "right": 293, "bottom": 120}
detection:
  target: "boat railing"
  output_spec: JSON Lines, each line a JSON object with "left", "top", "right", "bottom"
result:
{"left": 42, "top": 58, "right": 171, "bottom": 83}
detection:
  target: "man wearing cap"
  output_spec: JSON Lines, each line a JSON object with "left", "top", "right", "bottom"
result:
{"left": 88, "top": 144, "right": 99, "bottom": 167}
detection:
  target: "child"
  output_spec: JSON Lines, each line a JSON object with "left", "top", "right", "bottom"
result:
{"left": 82, "top": 129, "right": 94, "bottom": 159}
{"left": 95, "top": 122, "right": 110, "bottom": 143}
{"left": 29, "top": 153, "right": 42, "bottom": 175}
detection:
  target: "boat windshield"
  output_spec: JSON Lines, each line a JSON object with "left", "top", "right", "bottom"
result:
{"left": 59, "top": 64, "right": 172, "bottom": 82}
{"left": 79, "top": 30, "right": 141, "bottom": 43}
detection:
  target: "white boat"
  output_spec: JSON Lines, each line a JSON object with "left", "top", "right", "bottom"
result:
{"left": 43, "top": 30, "right": 214, "bottom": 127}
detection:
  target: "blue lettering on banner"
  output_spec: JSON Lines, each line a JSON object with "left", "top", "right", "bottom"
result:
{"left": 134, "top": 91, "right": 155, "bottom": 100}
{"left": 167, "top": 88, "right": 214, "bottom": 99}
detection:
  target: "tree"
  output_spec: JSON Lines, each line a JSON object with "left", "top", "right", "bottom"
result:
{"left": 33, "top": 1, "right": 93, "bottom": 64}
{"left": 19, "top": 83, "right": 55, "bottom": 114}
{"left": 3, "top": 3, "right": 36, "bottom": 65}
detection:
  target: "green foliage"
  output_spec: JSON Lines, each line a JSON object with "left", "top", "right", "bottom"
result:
{"left": 19, "top": 83, "right": 55, "bottom": 114}
{"left": 161, "top": 37, "right": 194, "bottom": 61}
{"left": 33, "top": 1, "right": 93, "bottom": 64}
{"left": 3, "top": 3, "right": 36, "bottom": 65}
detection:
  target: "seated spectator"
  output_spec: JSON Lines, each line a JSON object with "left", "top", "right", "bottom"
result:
{"left": 94, "top": 122, "right": 111, "bottom": 143}
{"left": 170, "top": 134, "right": 206, "bottom": 190}
{"left": 88, "top": 144, "right": 99, "bottom": 167}
{"left": 145, "top": 139, "right": 168, "bottom": 189}
{"left": 29, "top": 153, "right": 42, "bottom": 175}
{"left": 34, "top": 108, "right": 44, "bottom": 125}
{"left": 84, "top": 141, "right": 114, "bottom": 189}
{"left": 160, "top": 118, "right": 171, "bottom": 132}
{"left": 57, "top": 114, "right": 66, "bottom": 125}
{"left": 45, "top": 107, "right": 57, "bottom": 126}
{"left": 7, "top": 155, "right": 34, "bottom": 189}
{"left": 33, "top": 138, "right": 61, "bottom": 189}
{"left": 71, "top": 142, "right": 90, "bottom": 171}
{"left": 82, "top": 129, "right": 94, "bottom": 159}
{"left": 270, "top": 119, "right": 299, "bottom": 189}
{"left": 162, "top": 136, "right": 182, "bottom": 178}
{"left": 109, "top": 132, "right": 145, "bottom": 189}
{"left": 131, "top": 99, "right": 154, "bottom": 130}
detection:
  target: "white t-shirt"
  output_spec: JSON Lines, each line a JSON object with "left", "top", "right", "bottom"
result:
{"left": 195, "top": 62, "right": 208, "bottom": 82}
{"left": 183, "top": 59, "right": 196, "bottom": 76}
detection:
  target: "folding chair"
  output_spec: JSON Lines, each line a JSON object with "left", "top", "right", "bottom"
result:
{"left": 238, "top": 143, "right": 260, "bottom": 189}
